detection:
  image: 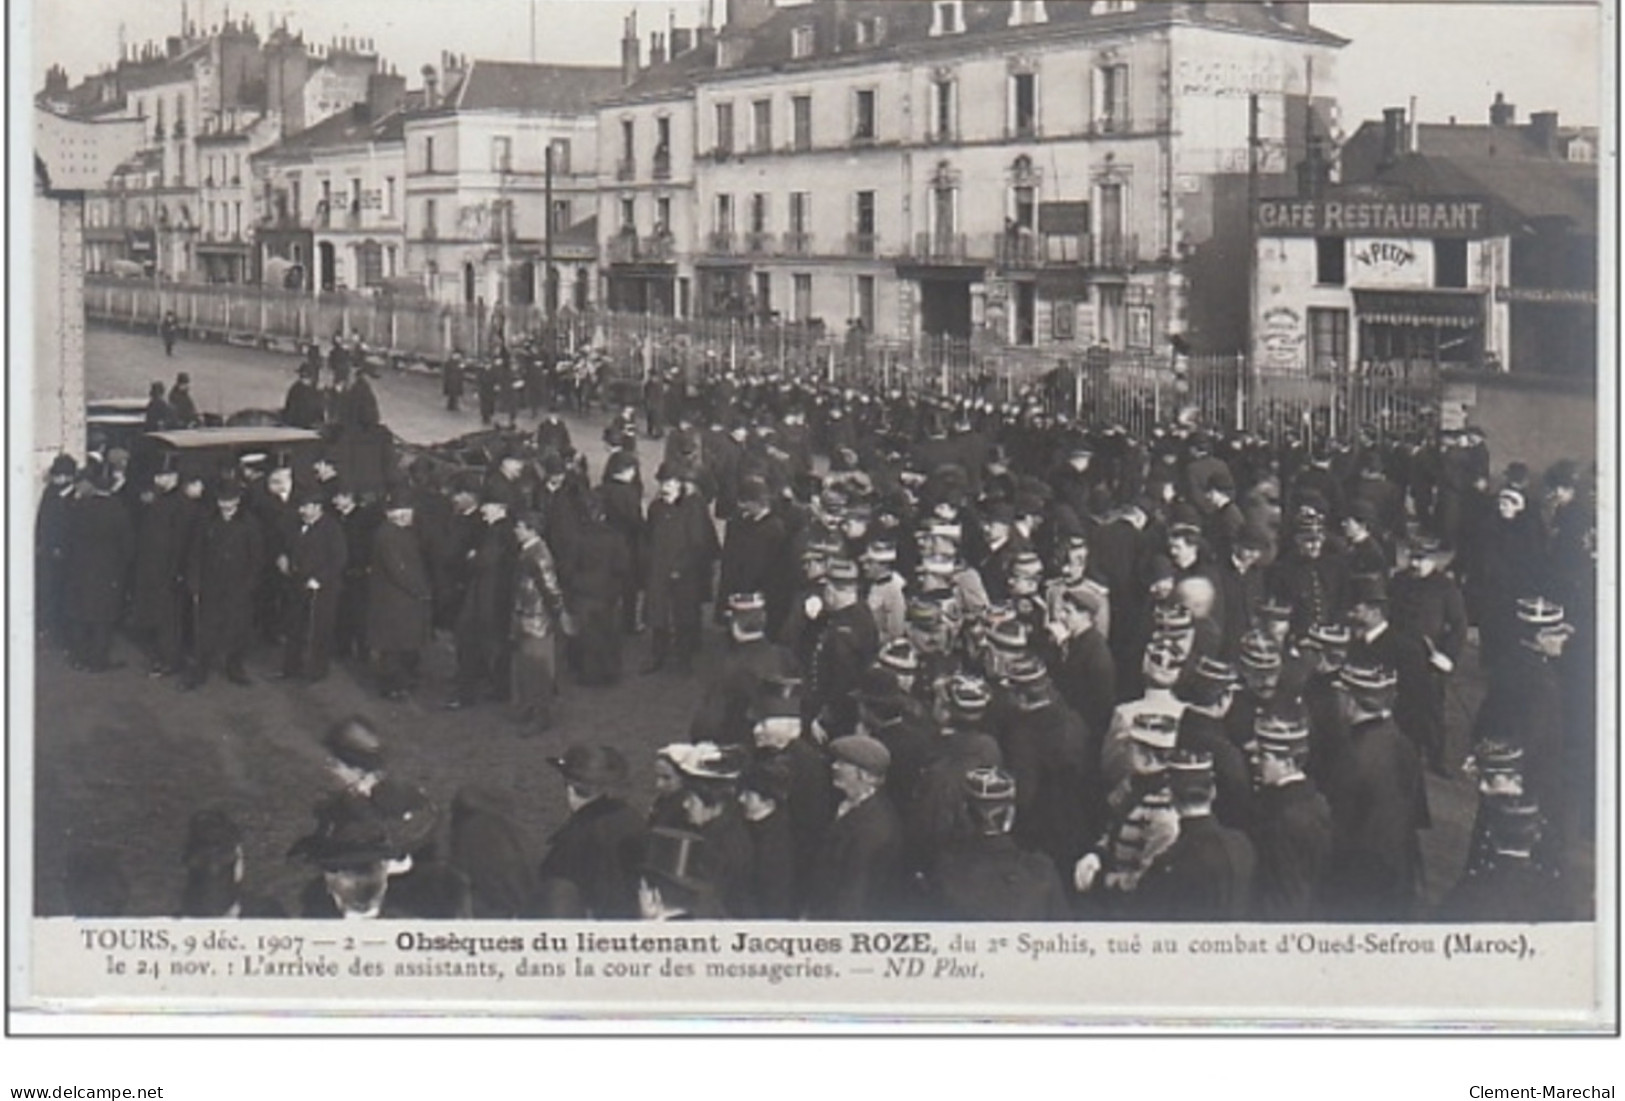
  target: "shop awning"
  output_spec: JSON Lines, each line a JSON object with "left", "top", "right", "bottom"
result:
{"left": 1354, "top": 289, "right": 1484, "bottom": 329}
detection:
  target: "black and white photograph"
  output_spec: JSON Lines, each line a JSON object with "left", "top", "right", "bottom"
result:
{"left": 12, "top": 0, "right": 1615, "bottom": 1040}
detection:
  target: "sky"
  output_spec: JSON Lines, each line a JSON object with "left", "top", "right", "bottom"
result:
{"left": 26, "top": 0, "right": 1606, "bottom": 130}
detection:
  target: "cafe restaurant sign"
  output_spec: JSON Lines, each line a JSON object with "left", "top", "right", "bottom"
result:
{"left": 1256, "top": 197, "right": 1491, "bottom": 237}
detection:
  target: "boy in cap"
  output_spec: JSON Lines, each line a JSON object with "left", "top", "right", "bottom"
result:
{"left": 1045, "top": 583, "right": 1116, "bottom": 739}
{"left": 807, "top": 734, "right": 904, "bottom": 920}
{"left": 1321, "top": 661, "right": 1430, "bottom": 921}
{"left": 1245, "top": 712, "right": 1334, "bottom": 920}
{"left": 924, "top": 768, "right": 1072, "bottom": 921}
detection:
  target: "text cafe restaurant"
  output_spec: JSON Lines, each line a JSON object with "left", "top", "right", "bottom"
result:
{"left": 1251, "top": 195, "right": 1507, "bottom": 374}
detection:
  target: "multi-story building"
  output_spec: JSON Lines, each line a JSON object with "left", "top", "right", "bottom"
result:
{"left": 1253, "top": 98, "right": 1598, "bottom": 378}
{"left": 252, "top": 96, "right": 409, "bottom": 292}
{"left": 404, "top": 54, "right": 621, "bottom": 311}
{"left": 617, "top": 0, "right": 1343, "bottom": 354}
{"left": 194, "top": 110, "right": 282, "bottom": 283}
{"left": 596, "top": 15, "right": 712, "bottom": 317}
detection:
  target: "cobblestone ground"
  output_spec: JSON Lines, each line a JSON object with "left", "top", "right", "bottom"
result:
{"left": 31, "top": 323, "right": 1491, "bottom": 918}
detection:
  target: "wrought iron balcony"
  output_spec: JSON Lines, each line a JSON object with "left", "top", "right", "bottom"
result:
{"left": 781, "top": 232, "right": 814, "bottom": 257}
{"left": 846, "top": 231, "right": 879, "bottom": 257}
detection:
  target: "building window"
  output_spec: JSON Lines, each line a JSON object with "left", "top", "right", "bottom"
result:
{"left": 855, "top": 16, "right": 885, "bottom": 45}
{"left": 1434, "top": 239, "right": 1468, "bottom": 288}
{"left": 855, "top": 275, "right": 876, "bottom": 331}
{"left": 749, "top": 193, "right": 769, "bottom": 234}
{"left": 1308, "top": 307, "right": 1349, "bottom": 372}
{"left": 752, "top": 99, "right": 773, "bottom": 151}
{"left": 655, "top": 116, "right": 672, "bottom": 174}
{"left": 384, "top": 177, "right": 396, "bottom": 218}
{"left": 791, "top": 24, "right": 815, "bottom": 59}
{"left": 655, "top": 197, "right": 672, "bottom": 234}
{"left": 551, "top": 199, "right": 571, "bottom": 233}
{"left": 621, "top": 118, "right": 635, "bottom": 161}
{"left": 1053, "top": 300, "right": 1076, "bottom": 341}
{"left": 931, "top": 0, "right": 964, "bottom": 35}
{"left": 854, "top": 89, "right": 876, "bottom": 142}
{"left": 1012, "top": 72, "right": 1037, "bottom": 136}
{"left": 1013, "top": 185, "right": 1036, "bottom": 231}
{"left": 715, "top": 101, "right": 735, "bottom": 155}
{"left": 789, "top": 192, "right": 811, "bottom": 234}
{"left": 1014, "top": 282, "right": 1037, "bottom": 346}
{"left": 1316, "top": 237, "right": 1346, "bottom": 286}
{"left": 423, "top": 197, "right": 438, "bottom": 239}
{"left": 853, "top": 189, "right": 877, "bottom": 254}
{"left": 930, "top": 78, "right": 956, "bottom": 142}
{"left": 755, "top": 271, "right": 773, "bottom": 316}
{"left": 621, "top": 198, "right": 636, "bottom": 231}
{"left": 715, "top": 193, "right": 734, "bottom": 234}
{"left": 423, "top": 136, "right": 435, "bottom": 173}
{"left": 491, "top": 136, "right": 512, "bottom": 173}
{"left": 1096, "top": 64, "right": 1129, "bottom": 132}
{"left": 1009, "top": 1, "right": 1048, "bottom": 25}
{"left": 548, "top": 139, "right": 572, "bottom": 174}
{"left": 793, "top": 274, "right": 813, "bottom": 321}
{"left": 792, "top": 95, "right": 813, "bottom": 150}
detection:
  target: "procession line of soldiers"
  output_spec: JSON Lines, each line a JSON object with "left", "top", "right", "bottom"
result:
{"left": 42, "top": 366, "right": 1596, "bottom": 922}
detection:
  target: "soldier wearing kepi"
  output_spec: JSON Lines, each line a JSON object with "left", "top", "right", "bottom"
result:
{"left": 1321, "top": 661, "right": 1430, "bottom": 921}
{"left": 1245, "top": 712, "right": 1334, "bottom": 921}
{"left": 1471, "top": 597, "right": 1572, "bottom": 812}
{"left": 1436, "top": 798, "right": 1567, "bottom": 922}
{"left": 689, "top": 592, "right": 799, "bottom": 747}
{"left": 805, "top": 558, "right": 880, "bottom": 742}
{"left": 1389, "top": 534, "right": 1468, "bottom": 776}
{"left": 1131, "top": 750, "right": 1257, "bottom": 921}
{"left": 924, "top": 767, "right": 1072, "bottom": 921}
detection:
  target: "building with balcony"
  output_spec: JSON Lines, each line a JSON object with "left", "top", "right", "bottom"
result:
{"left": 252, "top": 97, "right": 409, "bottom": 292}
{"left": 596, "top": 13, "right": 713, "bottom": 316}
{"left": 403, "top": 55, "right": 621, "bottom": 312}
{"left": 619, "top": 0, "right": 1342, "bottom": 351}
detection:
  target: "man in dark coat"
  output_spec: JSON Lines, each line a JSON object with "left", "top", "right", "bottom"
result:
{"left": 335, "top": 369, "right": 381, "bottom": 431}
{"left": 449, "top": 499, "right": 517, "bottom": 708}
{"left": 535, "top": 745, "right": 644, "bottom": 919}
{"left": 1321, "top": 662, "right": 1430, "bottom": 922}
{"left": 689, "top": 593, "right": 799, "bottom": 746}
{"left": 1471, "top": 598, "right": 1571, "bottom": 813}
{"left": 1128, "top": 751, "right": 1256, "bottom": 921}
{"left": 183, "top": 482, "right": 264, "bottom": 688}
{"left": 441, "top": 354, "right": 465, "bottom": 413}
{"left": 995, "top": 659, "right": 1097, "bottom": 875}
{"left": 1245, "top": 713, "right": 1334, "bottom": 920}
{"left": 1269, "top": 521, "right": 1348, "bottom": 640}
{"left": 1044, "top": 584, "right": 1116, "bottom": 739}
{"left": 676, "top": 750, "right": 758, "bottom": 919}
{"left": 560, "top": 489, "right": 633, "bottom": 686}
{"left": 143, "top": 381, "right": 178, "bottom": 431}
{"left": 367, "top": 491, "right": 433, "bottom": 700}
{"left": 719, "top": 479, "right": 792, "bottom": 633}
{"left": 738, "top": 758, "right": 799, "bottom": 919}
{"left": 1389, "top": 537, "right": 1468, "bottom": 777}
{"left": 805, "top": 559, "right": 880, "bottom": 740}
{"left": 62, "top": 462, "right": 136, "bottom": 672}
{"left": 600, "top": 450, "right": 645, "bottom": 635}
{"left": 36, "top": 454, "right": 79, "bottom": 649}
{"left": 282, "top": 366, "right": 326, "bottom": 429}
{"left": 1435, "top": 798, "right": 1567, "bottom": 922}
{"left": 279, "top": 489, "right": 347, "bottom": 682}
{"left": 924, "top": 767, "right": 1072, "bottom": 920}
{"left": 906, "top": 677, "right": 1005, "bottom": 870}
{"left": 128, "top": 464, "right": 190, "bottom": 676}
{"left": 807, "top": 734, "right": 904, "bottom": 920}
{"left": 329, "top": 485, "right": 377, "bottom": 662}
{"left": 167, "top": 371, "right": 199, "bottom": 427}
{"left": 751, "top": 680, "right": 835, "bottom": 901}
{"left": 642, "top": 464, "right": 717, "bottom": 675}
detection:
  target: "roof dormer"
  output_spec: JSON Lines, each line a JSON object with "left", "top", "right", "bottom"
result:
{"left": 1009, "top": 1, "right": 1048, "bottom": 27}
{"left": 930, "top": 0, "right": 966, "bottom": 36}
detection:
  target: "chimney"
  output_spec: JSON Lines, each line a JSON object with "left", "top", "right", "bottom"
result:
{"left": 166, "top": 35, "right": 183, "bottom": 57}
{"left": 671, "top": 27, "right": 694, "bottom": 54}
{"left": 650, "top": 31, "right": 667, "bottom": 66}
{"left": 1490, "top": 91, "right": 1515, "bottom": 127}
{"left": 724, "top": 0, "right": 775, "bottom": 31}
{"left": 1528, "top": 110, "right": 1559, "bottom": 156}
{"left": 367, "top": 71, "right": 406, "bottom": 117}
{"left": 1271, "top": 1, "right": 1309, "bottom": 27}
{"left": 621, "top": 11, "right": 642, "bottom": 85}
{"left": 421, "top": 63, "right": 438, "bottom": 108}
{"left": 1380, "top": 106, "right": 1408, "bottom": 165}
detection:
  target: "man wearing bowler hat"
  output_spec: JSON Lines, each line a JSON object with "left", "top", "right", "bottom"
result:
{"left": 537, "top": 745, "right": 644, "bottom": 919}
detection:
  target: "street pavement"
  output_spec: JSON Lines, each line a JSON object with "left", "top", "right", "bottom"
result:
{"left": 32, "top": 324, "right": 1486, "bottom": 918}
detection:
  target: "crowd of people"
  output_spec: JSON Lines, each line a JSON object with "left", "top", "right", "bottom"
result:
{"left": 39, "top": 352, "right": 1598, "bottom": 923}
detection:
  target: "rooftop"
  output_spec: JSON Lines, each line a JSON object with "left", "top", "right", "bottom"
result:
{"left": 449, "top": 60, "right": 623, "bottom": 115}
{"left": 255, "top": 103, "right": 406, "bottom": 161}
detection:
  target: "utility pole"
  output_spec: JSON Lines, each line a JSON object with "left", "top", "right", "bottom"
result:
{"left": 529, "top": 0, "right": 537, "bottom": 62}
{"left": 1304, "top": 56, "right": 1318, "bottom": 199}
{"left": 543, "top": 140, "right": 555, "bottom": 330}
{"left": 1246, "top": 92, "right": 1261, "bottom": 394}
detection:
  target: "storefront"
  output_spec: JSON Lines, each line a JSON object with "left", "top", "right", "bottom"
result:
{"left": 1353, "top": 288, "right": 1486, "bottom": 372}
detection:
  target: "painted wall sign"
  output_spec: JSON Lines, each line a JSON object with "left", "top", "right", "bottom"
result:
{"left": 1259, "top": 305, "right": 1305, "bottom": 369}
{"left": 1256, "top": 198, "right": 1490, "bottom": 237}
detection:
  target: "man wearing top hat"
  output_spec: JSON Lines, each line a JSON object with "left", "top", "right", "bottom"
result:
{"left": 689, "top": 593, "right": 799, "bottom": 747}
{"left": 282, "top": 362, "right": 325, "bottom": 430}
{"left": 924, "top": 768, "right": 1072, "bottom": 921}
{"left": 328, "top": 481, "right": 377, "bottom": 663}
{"left": 128, "top": 457, "right": 190, "bottom": 678}
{"left": 537, "top": 745, "right": 644, "bottom": 919}
{"left": 718, "top": 478, "right": 791, "bottom": 634}
{"left": 182, "top": 480, "right": 263, "bottom": 688}
{"left": 61, "top": 457, "right": 135, "bottom": 673}
{"left": 1321, "top": 661, "right": 1430, "bottom": 921}
{"left": 1245, "top": 712, "right": 1334, "bottom": 920}
{"left": 807, "top": 734, "right": 904, "bottom": 920}
{"left": 1130, "top": 750, "right": 1256, "bottom": 921}
{"left": 367, "top": 489, "right": 432, "bottom": 700}
{"left": 279, "top": 486, "right": 347, "bottom": 683}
